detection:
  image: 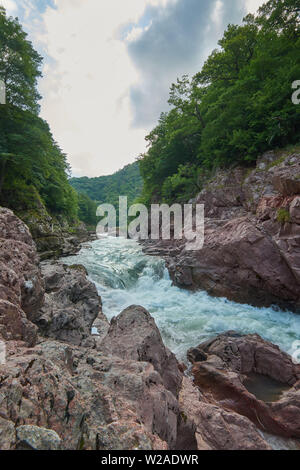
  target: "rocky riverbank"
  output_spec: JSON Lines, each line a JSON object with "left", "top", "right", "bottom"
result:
{"left": 1, "top": 206, "right": 300, "bottom": 450}
{"left": 143, "top": 150, "right": 300, "bottom": 312}
{"left": 18, "top": 206, "right": 94, "bottom": 261}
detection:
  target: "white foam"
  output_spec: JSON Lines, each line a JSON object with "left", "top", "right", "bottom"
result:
{"left": 64, "top": 237, "right": 300, "bottom": 361}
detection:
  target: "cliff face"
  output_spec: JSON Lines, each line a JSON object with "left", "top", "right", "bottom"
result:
{"left": 145, "top": 151, "right": 300, "bottom": 312}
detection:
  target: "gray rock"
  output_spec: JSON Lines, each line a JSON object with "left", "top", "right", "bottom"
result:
{"left": 16, "top": 425, "right": 61, "bottom": 450}
{"left": 36, "top": 262, "right": 106, "bottom": 346}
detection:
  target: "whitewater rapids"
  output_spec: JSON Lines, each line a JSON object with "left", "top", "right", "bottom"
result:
{"left": 64, "top": 236, "right": 300, "bottom": 362}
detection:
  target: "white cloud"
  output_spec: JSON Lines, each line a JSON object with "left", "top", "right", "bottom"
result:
{"left": 0, "top": 0, "right": 17, "bottom": 14}
{"left": 35, "top": 0, "right": 175, "bottom": 177}
{"left": 126, "top": 24, "right": 152, "bottom": 43}
{"left": 211, "top": 0, "right": 224, "bottom": 28}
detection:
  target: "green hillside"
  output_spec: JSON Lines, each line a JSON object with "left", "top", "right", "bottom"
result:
{"left": 69, "top": 161, "right": 143, "bottom": 207}
{"left": 138, "top": 0, "right": 300, "bottom": 206}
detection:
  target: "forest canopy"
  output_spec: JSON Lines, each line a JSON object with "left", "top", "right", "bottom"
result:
{"left": 70, "top": 162, "right": 143, "bottom": 208}
{"left": 138, "top": 0, "right": 300, "bottom": 205}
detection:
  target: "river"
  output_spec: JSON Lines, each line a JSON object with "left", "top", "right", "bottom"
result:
{"left": 62, "top": 236, "right": 300, "bottom": 362}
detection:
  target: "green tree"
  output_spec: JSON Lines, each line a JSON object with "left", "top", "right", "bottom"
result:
{"left": 0, "top": 7, "right": 79, "bottom": 223}
{"left": 69, "top": 161, "right": 143, "bottom": 208}
{"left": 77, "top": 192, "right": 98, "bottom": 227}
{"left": 139, "top": 0, "right": 300, "bottom": 204}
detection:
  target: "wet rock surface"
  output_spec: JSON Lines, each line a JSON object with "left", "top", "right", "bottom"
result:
{"left": 177, "top": 376, "right": 271, "bottom": 450}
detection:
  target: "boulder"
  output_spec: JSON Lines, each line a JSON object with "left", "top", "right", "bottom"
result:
{"left": 0, "top": 208, "right": 44, "bottom": 318}
{"left": 188, "top": 332, "right": 300, "bottom": 438}
{"left": 0, "top": 207, "right": 44, "bottom": 344}
{"left": 0, "top": 238, "right": 45, "bottom": 318}
{"left": 0, "top": 417, "right": 16, "bottom": 450}
{"left": 177, "top": 377, "right": 271, "bottom": 450}
{"left": 0, "top": 335, "right": 178, "bottom": 450}
{"left": 0, "top": 207, "right": 35, "bottom": 247}
{"left": 272, "top": 157, "right": 300, "bottom": 196}
{"left": 290, "top": 196, "right": 300, "bottom": 224}
{"left": 169, "top": 216, "right": 299, "bottom": 310}
{"left": 100, "top": 305, "right": 183, "bottom": 398}
{"left": 35, "top": 262, "right": 106, "bottom": 346}
{"left": 16, "top": 425, "right": 61, "bottom": 450}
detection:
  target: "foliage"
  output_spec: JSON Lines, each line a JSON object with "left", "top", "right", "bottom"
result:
{"left": 277, "top": 208, "right": 291, "bottom": 224}
{"left": 139, "top": 0, "right": 300, "bottom": 205}
{"left": 70, "top": 162, "right": 143, "bottom": 208}
{"left": 77, "top": 192, "right": 98, "bottom": 227}
{"left": 0, "top": 7, "right": 79, "bottom": 223}
{"left": 162, "top": 164, "right": 204, "bottom": 204}
{"left": 0, "top": 6, "right": 42, "bottom": 113}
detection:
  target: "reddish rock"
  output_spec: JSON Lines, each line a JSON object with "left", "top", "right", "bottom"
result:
{"left": 169, "top": 216, "right": 299, "bottom": 310}
{"left": 0, "top": 334, "right": 177, "bottom": 450}
{"left": 290, "top": 196, "right": 300, "bottom": 224}
{"left": 16, "top": 425, "right": 61, "bottom": 450}
{"left": 273, "top": 162, "right": 300, "bottom": 196}
{"left": 0, "top": 300, "right": 37, "bottom": 347}
{"left": 101, "top": 305, "right": 183, "bottom": 398}
{"left": 0, "top": 207, "right": 35, "bottom": 247}
{"left": 188, "top": 332, "right": 300, "bottom": 438}
{"left": 164, "top": 152, "right": 300, "bottom": 311}
{"left": 0, "top": 207, "right": 44, "bottom": 318}
{"left": 177, "top": 377, "right": 271, "bottom": 450}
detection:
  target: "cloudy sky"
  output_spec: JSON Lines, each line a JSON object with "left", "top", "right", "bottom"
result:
{"left": 1, "top": 0, "right": 264, "bottom": 177}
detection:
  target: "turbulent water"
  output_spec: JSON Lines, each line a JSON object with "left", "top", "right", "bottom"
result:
{"left": 63, "top": 236, "right": 300, "bottom": 362}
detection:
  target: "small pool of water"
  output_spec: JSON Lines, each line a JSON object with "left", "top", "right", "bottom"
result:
{"left": 243, "top": 372, "right": 290, "bottom": 403}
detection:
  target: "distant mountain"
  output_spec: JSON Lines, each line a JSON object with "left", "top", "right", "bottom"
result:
{"left": 69, "top": 161, "right": 143, "bottom": 207}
